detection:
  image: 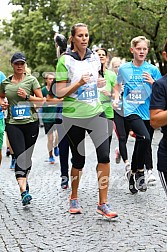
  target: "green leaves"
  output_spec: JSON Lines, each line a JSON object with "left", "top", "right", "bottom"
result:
{"left": 1, "top": 0, "right": 167, "bottom": 75}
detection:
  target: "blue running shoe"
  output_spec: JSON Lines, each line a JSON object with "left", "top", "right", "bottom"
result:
{"left": 69, "top": 198, "right": 82, "bottom": 214}
{"left": 49, "top": 156, "right": 55, "bottom": 164}
{"left": 54, "top": 146, "right": 59, "bottom": 156}
{"left": 21, "top": 191, "right": 32, "bottom": 206}
{"left": 96, "top": 203, "right": 118, "bottom": 219}
{"left": 10, "top": 159, "right": 16, "bottom": 170}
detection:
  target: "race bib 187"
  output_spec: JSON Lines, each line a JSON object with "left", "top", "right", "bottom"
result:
{"left": 11, "top": 105, "right": 31, "bottom": 119}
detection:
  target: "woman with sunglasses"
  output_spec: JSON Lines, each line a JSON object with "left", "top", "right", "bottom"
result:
{"left": 0, "top": 52, "right": 44, "bottom": 206}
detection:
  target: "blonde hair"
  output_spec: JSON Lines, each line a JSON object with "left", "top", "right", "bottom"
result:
{"left": 25, "top": 64, "right": 31, "bottom": 74}
{"left": 131, "top": 36, "right": 150, "bottom": 48}
{"left": 109, "top": 57, "right": 122, "bottom": 74}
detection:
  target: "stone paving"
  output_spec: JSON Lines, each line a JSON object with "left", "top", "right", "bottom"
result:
{"left": 0, "top": 127, "right": 166, "bottom": 252}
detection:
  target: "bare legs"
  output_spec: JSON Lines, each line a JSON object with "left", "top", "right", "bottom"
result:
{"left": 70, "top": 162, "right": 110, "bottom": 204}
{"left": 97, "top": 163, "right": 110, "bottom": 204}
{"left": 70, "top": 167, "right": 82, "bottom": 199}
{"left": 47, "top": 130, "right": 59, "bottom": 158}
{"left": 17, "top": 177, "right": 27, "bottom": 193}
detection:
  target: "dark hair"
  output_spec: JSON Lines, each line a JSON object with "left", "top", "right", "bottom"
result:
{"left": 95, "top": 48, "right": 108, "bottom": 56}
{"left": 70, "top": 23, "right": 88, "bottom": 49}
{"left": 164, "top": 38, "right": 167, "bottom": 52}
{"left": 54, "top": 34, "right": 67, "bottom": 54}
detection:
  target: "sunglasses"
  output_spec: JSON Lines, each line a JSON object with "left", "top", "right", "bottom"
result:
{"left": 13, "top": 62, "right": 25, "bottom": 65}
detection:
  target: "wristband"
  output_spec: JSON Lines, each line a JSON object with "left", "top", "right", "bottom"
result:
{"left": 25, "top": 94, "right": 30, "bottom": 101}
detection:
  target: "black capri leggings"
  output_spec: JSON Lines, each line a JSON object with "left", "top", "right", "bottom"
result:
{"left": 6, "top": 121, "right": 39, "bottom": 178}
{"left": 125, "top": 114, "right": 151, "bottom": 172}
{"left": 63, "top": 113, "right": 110, "bottom": 169}
{"left": 114, "top": 111, "right": 130, "bottom": 162}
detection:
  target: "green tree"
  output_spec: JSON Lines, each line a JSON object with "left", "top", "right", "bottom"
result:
{"left": 2, "top": 0, "right": 167, "bottom": 75}
{"left": 0, "top": 38, "right": 19, "bottom": 76}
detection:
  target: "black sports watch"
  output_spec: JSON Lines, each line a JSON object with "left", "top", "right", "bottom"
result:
{"left": 25, "top": 94, "right": 30, "bottom": 101}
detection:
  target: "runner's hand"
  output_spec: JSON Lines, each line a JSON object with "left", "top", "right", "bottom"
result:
{"left": 17, "top": 88, "right": 27, "bottom": 99}
{"left": 78, "top": 73, "right": 91, "bottom": 86}
{"left": 112, "top": 99, "right": 119, "bottom": 109}
{"left": 97, "top": 77, "right": 106, "bottom": 88}
{"left": 143, "top": 72, "right": 154, "bottom": 85}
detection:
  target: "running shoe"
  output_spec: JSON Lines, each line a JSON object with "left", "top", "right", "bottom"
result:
{"left": 61, "top": 176, "right": 69, "bottom": 189}
{"left": 6, "top": 147, "right": 10, "bottom": 157}
{"left": 115, "top": 147, "right": 121, "bottom": 164}
{"left": 54, "top": 146, "right": 59, "bottom": 156}
{"left": 125, "top": 162, "right": 131, "bottom": 172}
{"left": 135, "top": 170, "right": 147, "bottom": 192}
{"left": 69, "top": 198, "right": 82, "bottom": 214}
{"left": 146, "top": 170, "right": 156, "bottom": 184}
{"left": 128, "top": 172, "right": 138, "bottom": 194}
{"left": 125, "top": 169, "right": 131, "bottom": 181}
{"left": 129, "top": 130, "right": 136, "bottom": 138}
{"left": 96, "top": 203, "right": 118, "bottom": 219}
{"left": 21, "top": 191, "right": 32, "bottom": 206}
{"left": 49, "top": 156, "right": 55, "bottom": 164}
{"left": 10, "top": 158, "right": 16, "bottom": 169}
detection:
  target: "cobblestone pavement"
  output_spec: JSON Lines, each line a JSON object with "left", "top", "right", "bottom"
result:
{"left": 0, "top": 128, "right": 166, "bottom": 252}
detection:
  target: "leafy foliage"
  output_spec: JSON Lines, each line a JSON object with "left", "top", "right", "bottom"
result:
{"left": 0, "top": 39, "right": 18, "bottom": 76}
{"left": 1, "top": 0, "right": 167, "bottom": 76}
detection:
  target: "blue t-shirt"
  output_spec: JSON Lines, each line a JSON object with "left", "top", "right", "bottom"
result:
{"left": 117, "top": 61, "right": 162, "bottom": 120}
{"left": 0, "top": 71, "right": 6, "bottom": 119}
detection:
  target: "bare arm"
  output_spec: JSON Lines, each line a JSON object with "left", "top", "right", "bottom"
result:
{"left": 150, "top": 109, "right": 167, "bottom": 129}
{"left": 112, "top": 83, "right": 122, "bottom": 109}
{"left": 46, "top": 94, "right": 64, "bottom": 106}
{"left": 56, "top": 74, "right": 91, "bottom": 98}
{"left": 17, "top": 87, "right": 45, "bottom": 107}
{"left": 56, "top": 74, "right": 106, "bottom": 98}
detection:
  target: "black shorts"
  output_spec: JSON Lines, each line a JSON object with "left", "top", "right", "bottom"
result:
{"left": 43, "top": 122, "right": 57, "bottom": 135}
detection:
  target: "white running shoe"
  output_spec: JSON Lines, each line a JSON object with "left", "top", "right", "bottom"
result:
{"left": 147, "top": 170, "right": 156, "bottom": 185}
{"left": 125, "top": 162, "right": 131, "bottom": 172}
